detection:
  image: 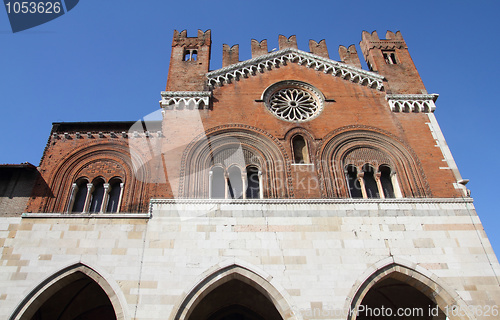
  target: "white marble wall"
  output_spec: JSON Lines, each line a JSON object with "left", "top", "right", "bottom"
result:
{"left": 1, "top": 199, "right": 499, "bottom": 320}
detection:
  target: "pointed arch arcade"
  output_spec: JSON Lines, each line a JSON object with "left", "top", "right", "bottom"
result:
{"left": 9, "top": 263, "right": 127, "bottom": 320}
{"left": 345, "top": 260, "right": 475, "bottom": 320}
{"left": 171, "top": 263, "right": 297, "bottom": 320}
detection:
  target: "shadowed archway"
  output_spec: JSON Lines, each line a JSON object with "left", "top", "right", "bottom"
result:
{"left": 172, "top": 263, "right": 296, "bottom": 320}
{"left": 346, "top": 261, "right": 474, "bottom": 320}
{"left": 10, "top": 263, "right": 125, "bottom": 320}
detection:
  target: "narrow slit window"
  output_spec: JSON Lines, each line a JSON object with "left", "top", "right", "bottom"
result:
{"left": 292, "top": 135, "right": 309, "bottom": 164}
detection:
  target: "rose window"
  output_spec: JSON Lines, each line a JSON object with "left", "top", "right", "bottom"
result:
{"left": 264, "top": 81, "right": 324, "bottom": 122}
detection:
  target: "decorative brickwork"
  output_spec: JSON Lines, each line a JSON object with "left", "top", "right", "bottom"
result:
{"left": 317, "top": 126, "right": 431, "bottom": 198}
{"left": 4, "top": 30, "right": 497, "bottom": 320}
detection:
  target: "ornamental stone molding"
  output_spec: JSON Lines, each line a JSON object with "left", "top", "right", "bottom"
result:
{"left": 160, "top": 91, "right": 211, "bottom": 110}
{"left": 386, "top": 94, "right": 438, "bottom": 113}
{"left": 206, "top": 48, "right": 385, "bottom": 91}
{"left": 149, "top": 197, "right": 473, "bottom": 206}
{"left": 263, "top": 81, "right": 324, "bottom": 123}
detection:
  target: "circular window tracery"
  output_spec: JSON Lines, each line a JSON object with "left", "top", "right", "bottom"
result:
{"left": 263, "top": 81, "right": 324, "bottom": 122}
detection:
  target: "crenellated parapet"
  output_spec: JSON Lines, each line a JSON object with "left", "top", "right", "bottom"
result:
{"left": 338, "top": 44, "right": 361, "bottom": 69}
{"left": 222, "top": 44, "right": 239, "bottom": 67}
{"left": 251, "top": 39, "right": 268, "bottom": 58}
{"left": 166, "top": 30, "right": 212, "bottom": 91}
{"left": 278, "top": 35, "right": 298, "bottom": 50}
{"left": 359, "top": 30, "right": 407, "bottom": 60}
{"left": 309, "top": 40, "right": 329, "bottom": 59}
{"left": 172, "top": 29, "right": 211, "bottom": 47}
{"left": 359, "top": 30, "right": 427, "bottom": 94}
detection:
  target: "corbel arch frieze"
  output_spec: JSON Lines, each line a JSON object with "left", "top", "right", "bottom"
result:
{"left": 316, "top": 126, "right": 431, "bottom": 198}
{"left": 180, "top": 124, "right": 293, "bottom": 198}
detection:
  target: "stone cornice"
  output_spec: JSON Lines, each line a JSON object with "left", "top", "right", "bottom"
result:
{"left": 22, "top": 212, "right": 152, "bottom": 219}
{"left": 206, "top": 48, "right": 385, "bottom": 91}
{"left": 150, "top": 197, "right": 473, "bottom": 206}
{"left": 386, "top": 94, "right": 439, "bottom": 113}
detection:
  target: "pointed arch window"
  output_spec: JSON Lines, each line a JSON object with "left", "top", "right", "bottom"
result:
{"left": 344, "top": 164, "right": 401, "bottom": 199}
{"left": 210, "top": 165, "right": 262, "bottom": 199}
{"left": 246, "top": 166, "right": 261, "bottom": 199}
{"left": 68, "top": 176, "right": 124, "bottom": 213}
{"left": 379, "top": 165, "right": 395, "bottom": 198}
{"left": 70, "top": 178, "right": 89, "bottom": 213}
{"left": 105, "top": 178, "right": 123, "bottom": 213}
{"left": 228, "top": 166, "right": 243, "bottom": 199}
{"left": 89, "top": 178, "right": 105, "bottom": 213}
{"left": 210, "top": 167, "right": 226, "bottom": 199}
{"left": 363, "top": 165, "right": 379, "bottom": 198}
{"left": 345, "top": 165, "right": 362, "bottom": 198}
{"left": 291, "top": 135, "right": 310, "bottom": 164}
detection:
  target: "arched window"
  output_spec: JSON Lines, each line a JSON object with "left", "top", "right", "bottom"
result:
{"left": 379, "top": 165, "right": 395, "bottom": 198}
{"left": 363, "top": 165, "right": 379, "bottom": 198}
{"left": 227, "top": 166, "right": 243, "bottom": 199}
{"left": 106, "top": 178, "right": 122, "bottom": 213}
{"left": 89, "top": 178, "right": 105, "bottom": 213}
{"left": 71, "top": 178, "right": 89, "bottom": 213}
{"left": 292, "top": 135, "right": 309, "bottom": 164}
{"left": 210, "top": 166, "right": 262, "bottom": 199}
{"left": 211, "top": 167, "right": 225, "bottom": 199}
{"left": 345, "top": 165, "right": 362, "bottom": 198}
{"left": 246, "top": 166, "right": 260, "bottom": 199}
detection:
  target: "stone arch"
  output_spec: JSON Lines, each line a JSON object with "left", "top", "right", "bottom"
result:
{"left": 316, "top": 126, "right": 430, "bottom": 198}
{"left": 9, "top": 262, "right": 128, "bottom": 320}
{"left": 180, "top": 126, "right": 292, "bottom": 198}
{"left": 171, "top": 262, "right": 299, "bottom": 320}
{"left": 345, "top": 258, "right": 474, "bottom": 320}
{"left": 41, "top": 142, "right": 149, "bottom": 213}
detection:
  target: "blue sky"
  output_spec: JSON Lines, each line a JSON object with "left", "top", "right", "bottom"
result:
{"left": 1, "top": 1, "right": 499, "bottom": 253}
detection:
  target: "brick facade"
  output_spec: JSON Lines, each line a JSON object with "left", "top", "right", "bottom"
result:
{"left": 1, "top": 30, "right": 498, "bottom": 320}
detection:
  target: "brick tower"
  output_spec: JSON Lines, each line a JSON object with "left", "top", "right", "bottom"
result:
{"left": 1, "top": 30, "right": 498, "bottom": 320}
